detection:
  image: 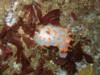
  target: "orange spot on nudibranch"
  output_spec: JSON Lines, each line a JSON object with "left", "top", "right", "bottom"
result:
{"left": 48, "top": 37, "right": 51, "bottom": 41}
{"left": 61, "top": 34, "right": 66, "bottom": 37}
{"left": 46, "top": 31, "right": 51, "bottom": 34}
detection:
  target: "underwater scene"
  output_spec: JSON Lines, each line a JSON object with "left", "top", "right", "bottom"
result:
{"left": 0, "top": 0, "right": 100, "bottom": 75}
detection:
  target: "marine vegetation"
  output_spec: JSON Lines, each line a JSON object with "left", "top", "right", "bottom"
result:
{"left": 0, "top": 0, "right": 100, "bottom": 75}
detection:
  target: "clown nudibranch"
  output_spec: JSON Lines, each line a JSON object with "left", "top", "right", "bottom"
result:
{"left": 33, "top": 24, "right": 73, "bottom": 53}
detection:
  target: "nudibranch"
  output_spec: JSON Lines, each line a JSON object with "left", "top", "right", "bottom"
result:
{"left": 33, "top": 24, "right": 73, "bottom": 53}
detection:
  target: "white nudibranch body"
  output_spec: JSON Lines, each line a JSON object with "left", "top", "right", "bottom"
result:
{"left": 33, "top": 24, "right": 73, "bottom": 52}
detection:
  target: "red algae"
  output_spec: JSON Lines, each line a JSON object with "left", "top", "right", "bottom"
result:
{"left": 0, "top": 0, "right": 99, "bottom": 75}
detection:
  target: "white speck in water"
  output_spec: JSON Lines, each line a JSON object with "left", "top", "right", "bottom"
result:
{"left": 56, "top": 68, "right": 67, "bottom": 75}
{"left": 0, "top": 48, "right": 2, "bottom": 55}
{"left": 75, "top": 62, "right": 87, "bottom": 71}
{"left": 5, "top": 10, "right": 16, "bottom": 27}
{"left": 13, "top": 62, "right": 22, "bottom": 71}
